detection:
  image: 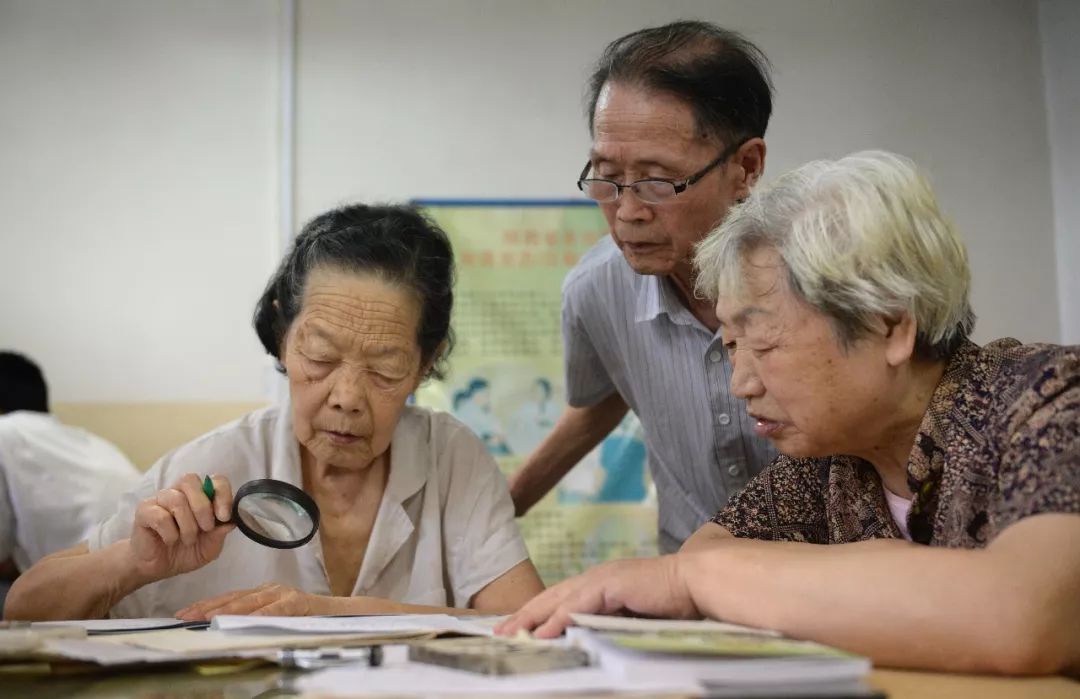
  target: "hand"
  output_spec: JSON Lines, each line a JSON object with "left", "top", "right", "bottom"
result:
{"left": 176, "top": 583, "right": 328, "bottom": 620}
{"left": 494, "top": 556, "right": 699, "bottom": 638}
{"left": 128, "top": 473, "right": 235, "bottom": 584}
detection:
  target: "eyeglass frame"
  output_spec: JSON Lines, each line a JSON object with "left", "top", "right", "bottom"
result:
{"left": 576, "top": 137, "right": 749, "bottom": 204}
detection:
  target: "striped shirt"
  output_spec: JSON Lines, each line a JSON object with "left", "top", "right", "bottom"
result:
{"left": 563, "top": 238, "right": 777, "bottom": 552}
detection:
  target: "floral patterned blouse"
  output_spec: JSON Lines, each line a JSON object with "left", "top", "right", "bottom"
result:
{"left": 712, "top": 339, "right": 1080, "bottom": 547}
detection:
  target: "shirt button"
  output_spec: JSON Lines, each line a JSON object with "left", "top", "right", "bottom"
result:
{"left": 727, "top": 464, "right": 742, "bottom": 477}
{"left": 717, "top": 413, "right": 731, "bottom": 425}
{"left": 709, "top": 350, "right": 723, "bottom": 363}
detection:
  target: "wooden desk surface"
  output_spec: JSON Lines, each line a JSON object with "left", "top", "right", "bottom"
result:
{"left": 1, "top": 664, "right": 1076, "bottom": 697}
{"left": 869, "top": 668, "right": 1080, "bottom": 698}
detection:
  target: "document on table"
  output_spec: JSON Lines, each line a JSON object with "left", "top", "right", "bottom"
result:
{"left": 31, "top": 618, "right": 190, "bottom": 634}
{"left": 569, "top": 612, "right": 781, "bottom": 637}
{"left": 295, "top": 644, "right": 701, "bottom": 697}
{"left": 209, "top": 613, "right": 499, "bottom": 636}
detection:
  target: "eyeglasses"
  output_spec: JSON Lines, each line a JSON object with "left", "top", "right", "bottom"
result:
{"left": 577, "top": 138, "right": 746, "bottom": 205}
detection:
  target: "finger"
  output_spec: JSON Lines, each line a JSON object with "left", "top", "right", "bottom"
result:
{"left": 178, "top": 585, "right": 256, "bottom": 618}
{"left": 137, "top": 501, "right": 181, "bottom": 546}
{"left": 497, "top": 589, "right": 563, "bottom": 636}
{"left": 156, "top": 488, "right": 200, "bottom": 546}
{"left": 533, "top": 607, "right": 576, "bottom": 639}
{"left": 249, "top": 593, "right": 307, "bottom": 617}
{"left": 208, "top": 474, "right": 234, "bottom": 522}
{"left": 533, "top": 585, "right": 605, "bottom": 639}
{"left": 204, "top": 586, "right": 281, "bottom": 618}
{"left": 173, "top": 474, "right": 215, "bottom": 532}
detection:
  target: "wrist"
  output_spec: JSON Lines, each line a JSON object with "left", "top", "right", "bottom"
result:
{"left": 106, "top": 540, "right": 156, "bottom": 604}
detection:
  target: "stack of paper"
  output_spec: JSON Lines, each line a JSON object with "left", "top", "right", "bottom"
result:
{"left": 567, "top": 615, "right": 871, "bottom": 692}
{"left": 208, "top": 613, "right": 497, "bottom": 637}
{"left": 18, "top": 614, "right": 495, "bottom": 668}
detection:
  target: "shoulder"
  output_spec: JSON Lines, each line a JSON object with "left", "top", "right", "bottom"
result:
{"left": 979, "top": 340, "right": 1080, "bottom": 430}
{"left": 0, "top": 411, "right": 54, "bottom": 438}
{"left": 151, "top": 404, "right": 283, "bottom": 479}
{"left": 562, "top": 237, "right": 635, "bottom": 300}
{"left": 395, "top": 404, "right": 482, "bottom": 453}
{"left": 396, "top": 405, "right": 503, "bottom": 498}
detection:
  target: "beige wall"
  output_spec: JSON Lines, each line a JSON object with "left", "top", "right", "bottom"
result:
{"left": 1, "top": 0, "right": 1069, "bottom": 429}
{"left": 54, "top": 402, "right": 266, "bottom": 470}
{"left": 298, "top": 0, "right": 1062, "bottom": 345}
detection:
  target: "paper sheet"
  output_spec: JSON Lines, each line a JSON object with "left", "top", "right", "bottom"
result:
{"left": 109, "top": 628, "right": 428, "bottom": 654}
{"left": 296, "top": 644, "right": 701, "bottom": 697}
{"left": 31, "top": 618, "right": 189, "bottom": 634}
{"left": 210, "top": 614, "right": 497, "bottom": 637}
{"left": 569, "top": 612, "right": 780, "bottom": 637}
{"left": 40, "top": 637, "right": 189, "bottom": 666}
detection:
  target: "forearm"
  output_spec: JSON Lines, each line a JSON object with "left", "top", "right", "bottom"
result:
{"left": 679, "top": 533, "right": 1077, "bottom": 674}
{"left": 680, "top": 522, "right": 733, "bottom": 552}
{"left": 5, "top": 541, "right": 150, "bottom": 621}
{"left": 510, "top": 392, "right": 628, "bottom": 516}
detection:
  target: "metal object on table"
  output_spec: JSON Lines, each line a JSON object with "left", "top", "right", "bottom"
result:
{"left": 408, "top": 636, "right": 590, "bottom": 676}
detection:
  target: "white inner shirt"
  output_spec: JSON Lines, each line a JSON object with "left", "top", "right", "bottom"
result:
{"left": 883, "top": 487, "right": 914, "bottom": 541}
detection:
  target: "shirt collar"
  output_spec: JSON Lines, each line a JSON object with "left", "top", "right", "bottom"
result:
{"left": 905, "top": 340, "right": 981, "bottom": 543}
{"left": 354, "top": 407, "right": 430, "bottom": 592}
{"left": 274, "top": 401, "right": 430, "bottom": 590}
{"left": 634, "top": 274, "right": 700, "bottom": 328}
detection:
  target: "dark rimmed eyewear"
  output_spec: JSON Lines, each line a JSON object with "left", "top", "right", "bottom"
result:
{"left": 577, "top": 138, "right": 747, "bottom": 204}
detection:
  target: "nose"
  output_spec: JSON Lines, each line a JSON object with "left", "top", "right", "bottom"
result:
{"left": 729, "top": 349, "right": 764, "bottom": 400}
{"left": 612, "top": 187, "right": 653, "bottom": 223}
{"left": 328, "top": 365, "right": 368, "bottom": 414}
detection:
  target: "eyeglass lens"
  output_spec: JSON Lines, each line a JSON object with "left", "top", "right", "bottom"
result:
{"left": 581, "top": 179, "right": 677, "bottom": 204}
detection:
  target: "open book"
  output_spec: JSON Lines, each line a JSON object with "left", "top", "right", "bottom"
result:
{"left": 567, "top": 615, "right": 872, "bottom": 691}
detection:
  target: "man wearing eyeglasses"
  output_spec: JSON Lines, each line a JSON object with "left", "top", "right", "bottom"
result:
{"left": 508, "top": 20, "right": 778, "bottom": 554}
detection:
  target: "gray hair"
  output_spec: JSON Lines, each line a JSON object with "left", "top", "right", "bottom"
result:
{"left": 694, "top": 151, "right": 975, "bottom": 360}
{"left": 585, "top": 20, "right": 773, "bottom": 145}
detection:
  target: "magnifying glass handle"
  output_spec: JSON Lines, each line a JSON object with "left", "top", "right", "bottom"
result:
{"left": 202, "top": 476, "right": 228, "bottom": 525}
{"left": 202, "top": 475, "right": 216, "bottom": 501}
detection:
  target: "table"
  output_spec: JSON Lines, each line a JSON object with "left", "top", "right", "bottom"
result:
{"left": 1, "top": 664, "right": 1077, "bottom": 698}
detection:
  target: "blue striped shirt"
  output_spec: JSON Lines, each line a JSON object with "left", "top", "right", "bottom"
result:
{"left": 563, "top": 238, "right": 777, "bottom": 553}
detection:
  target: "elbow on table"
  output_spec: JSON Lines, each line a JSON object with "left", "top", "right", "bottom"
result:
{"left": 3, "top": 575, "right": 39, "bottom": 621}
{"left": 981, "top": 610, "right": 1079, "bottom": 676}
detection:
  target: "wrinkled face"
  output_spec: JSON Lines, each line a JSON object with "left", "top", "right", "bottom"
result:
{"left": 716, "top": 247, "right": 899, "bottom": 457}
{"left": 282, "top": 267, "right": 424, "bottom": 471}
{"left": 590, "top": 82, "right": 740, "bottom": 276}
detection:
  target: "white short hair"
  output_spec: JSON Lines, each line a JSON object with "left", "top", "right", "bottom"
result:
{"left": 694, "top": 150, "right": 974, "bottom": 359}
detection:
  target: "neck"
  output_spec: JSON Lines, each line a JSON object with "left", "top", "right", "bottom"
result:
{"left": 301, "top": 448, "right": 389, "bottom": 513}
{"left": 668, "top": 262, "right": 720, "bottom": 332}
{"left": 857, "top": 359, "right": 947, "bottom": 498}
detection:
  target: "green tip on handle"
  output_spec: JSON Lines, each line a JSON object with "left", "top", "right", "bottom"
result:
{"left": 202, "top": 475, "right": 215, "bottom": 501}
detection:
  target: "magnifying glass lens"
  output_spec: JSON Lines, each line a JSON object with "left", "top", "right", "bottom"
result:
{"left": 232, "top": 479, "right": 320, "bottom": 549}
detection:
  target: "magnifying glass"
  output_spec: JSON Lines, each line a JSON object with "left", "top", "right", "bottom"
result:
{"left": 203, "top": 476, "right": 320, "bottom": 549}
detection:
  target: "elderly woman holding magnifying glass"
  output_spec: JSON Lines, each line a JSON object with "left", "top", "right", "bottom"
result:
{"left": 7, "top": 204, "right": 544, "bottom": 620}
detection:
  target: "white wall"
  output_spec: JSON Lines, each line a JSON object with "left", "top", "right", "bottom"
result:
{"left": 298, "top": 0, "right": 1061, "bottom": 346}
{"left": 0, "top": 0, "right": 1068, "bottom": 404}
{"left": 1040, "top": 0, "right": 1080, "bottom": 345}
{"left": 0, "top": 0, "right": 280, "bottom": 401}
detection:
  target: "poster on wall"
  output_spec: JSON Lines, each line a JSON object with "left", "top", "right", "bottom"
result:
{"left": 413, "top": 200, "right": 658, "bottom": 584}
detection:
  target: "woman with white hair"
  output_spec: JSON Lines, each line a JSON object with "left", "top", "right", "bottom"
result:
{"left": 499, "top": 152, "right": 1080, "bottom": 675}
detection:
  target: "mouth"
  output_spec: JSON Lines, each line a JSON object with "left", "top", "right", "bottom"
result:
{"left": 621, "top": 241, "right": 664, "bottom": 253}
{"left": 748, "top": 413, "right": 785, "bottom": 438}
{"left": 324, "top": 429, "right": 363, "bottom": 445}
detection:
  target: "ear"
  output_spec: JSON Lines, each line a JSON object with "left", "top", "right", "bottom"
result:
{"left": 417, "top": 340, "right": 449, "bottom": 382}
{"left": 882, "top": 312, "right": 917, "bottom": 367}
{"left": 729, "top": 137, "right": 766, "bottom": 200}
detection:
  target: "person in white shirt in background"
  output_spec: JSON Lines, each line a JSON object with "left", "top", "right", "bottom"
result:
{"left": 0, "top": 351, "right": 140, "bottom": 612}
